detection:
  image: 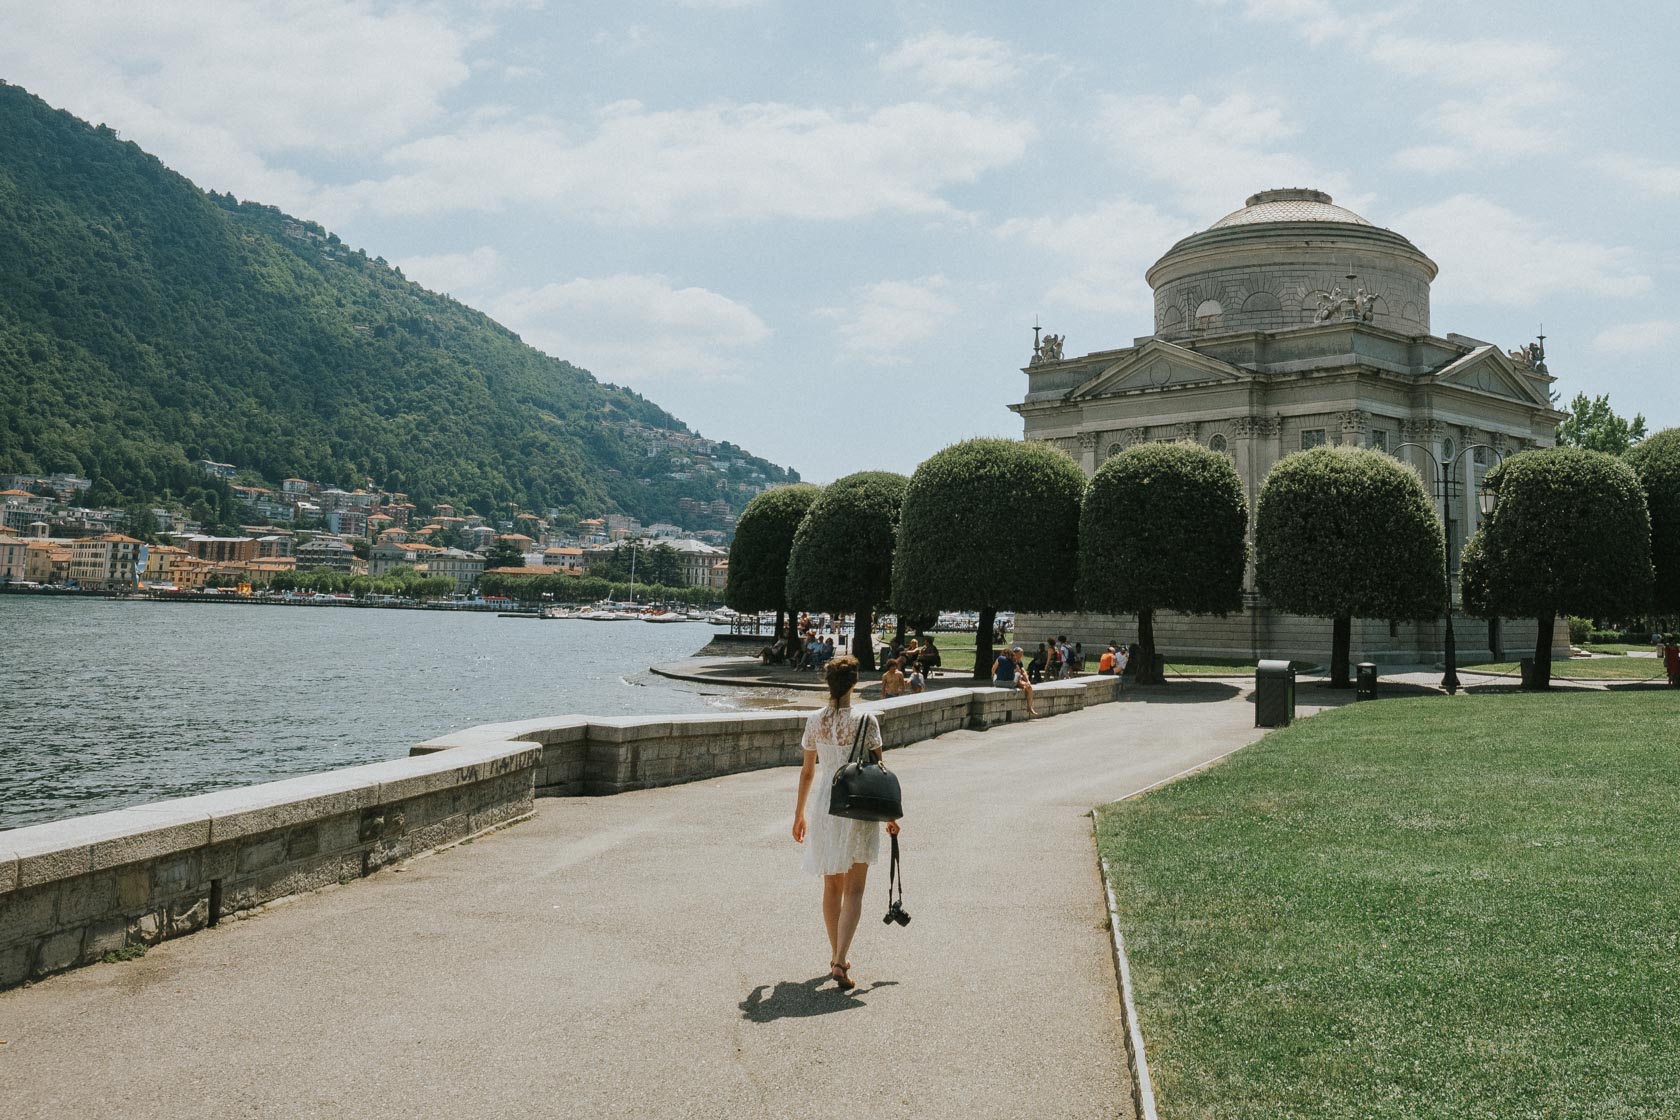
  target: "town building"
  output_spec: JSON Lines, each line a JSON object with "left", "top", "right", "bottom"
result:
{"left": 67, "top": 533, "right": 144, "bottom": 590}
{"left": 542, "top": 546, "right": 584, "bottom": 572}
{"left": 0, "top": 535, "right": 28, "bottom": 582}
{"left": 178, "top": 535, "right": 259, "bottom": 564}
{"left": 296, "top": 537, "right": 356, "bottom": 572}
{"left": 1011, "top": 188, "right": 1568, "bottom": 663}
{"left": 418, "top": 547, "right": 484, "bottom": 592}
{"left": 368, "top": 543, "right": 417, "bottom": 578}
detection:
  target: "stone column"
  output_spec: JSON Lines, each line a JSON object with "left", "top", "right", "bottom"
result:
{"left": 1338, "top": 409, "right": 1369, "bottom": 448}
{"left": 1078, "top": 431, "right": 1100, "bottom": 477}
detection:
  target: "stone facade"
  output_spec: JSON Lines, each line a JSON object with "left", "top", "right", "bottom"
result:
{"left": 1014, "top": 188, "right": 1570, "bottom": 662}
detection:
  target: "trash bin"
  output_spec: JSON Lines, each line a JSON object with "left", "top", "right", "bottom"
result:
{"left": 1355, "top": 662, "right": 1377, "bottom": 701}
{"left": 1255, "top": 659, "right": 1296, "bottom": 728}
{"left": 1519, "top": 657, "right": 1535, "bottom": 690}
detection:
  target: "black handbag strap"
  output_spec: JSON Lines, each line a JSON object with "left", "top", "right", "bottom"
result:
{"left": 846, "top": 709, "right": 877, "bottom": 766}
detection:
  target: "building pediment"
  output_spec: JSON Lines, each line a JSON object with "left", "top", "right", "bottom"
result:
{"left": 1429, "top": 346, "right": 1551, "bottom": 407}
{"left": 1068, "top": 340, "right": 1250, "bottom": 401}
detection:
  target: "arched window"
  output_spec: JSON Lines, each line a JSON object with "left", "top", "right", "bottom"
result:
{"left": 1209, "top": 433, "right": 1228, "bottom": 454}
{"left": 1194, "top": 299, "right": 1223, "bottom": 325}
{"left": 1240, "top": 291, "right": 1281, "bottom": 313}
{"left": 1442, "top": 437, "right": 1456, "bottom": 464}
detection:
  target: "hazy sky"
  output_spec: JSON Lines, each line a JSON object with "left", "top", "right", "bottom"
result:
{"left": 4, "top": 1, "right": 1676, "bottom": 482}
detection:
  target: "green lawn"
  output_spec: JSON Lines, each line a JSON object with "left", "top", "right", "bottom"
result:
{"left": 1097, "top": 692, "right": 1680, "bottom": 1119}
{"left": 1163, "top": 657, "right": 1316, "bottom": 676}
{"left": 1461, "top": 656, "right": 1669, "bottom": 681}
{"left": 1579, "top": 643, "right": 1659, "bottom": 656}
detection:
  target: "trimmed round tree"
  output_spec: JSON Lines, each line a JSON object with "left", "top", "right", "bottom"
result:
{"left": 724, "top": 483, "right": 822, "bottom": 640}
{"left": 1458, "top": 447, "right": 1653, "bottom": 689}
{"left": 1079, "top": 442, "right": 1248, "bottom": 684}
{"left": 893, "top": 438, "right": 1085, "bottom": 679}
{"left": 785, "top": 471, "right": 909, "bottom": 670}
{"left": 1255, "top": 445, "right": 1445, "bottom": 687}
{"left": 1625, "top": 428, "right": 1680, "bottom": 616}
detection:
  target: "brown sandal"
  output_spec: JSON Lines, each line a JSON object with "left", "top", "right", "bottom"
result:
{"left": 830, "top": 964, "right": 855, "bottom": 990}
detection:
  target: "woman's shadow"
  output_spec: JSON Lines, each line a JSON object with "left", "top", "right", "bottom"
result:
{"left": 739, "top": 976, "right": 898, "bottom": 1023}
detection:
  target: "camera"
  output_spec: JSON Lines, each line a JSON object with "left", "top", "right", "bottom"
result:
{"left": 883, "top": 900, "right": 911, "bottom": 927}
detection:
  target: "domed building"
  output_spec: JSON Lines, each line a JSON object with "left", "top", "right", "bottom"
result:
{"left": 1012, "top": 188, "right": 1567, "bottom": 663}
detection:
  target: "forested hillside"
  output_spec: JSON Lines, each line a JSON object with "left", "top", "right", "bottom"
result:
{"left": 0, "top": 81, "right": 795, "bottom": 521}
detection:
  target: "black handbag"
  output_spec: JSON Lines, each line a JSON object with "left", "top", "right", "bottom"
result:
{"left": 828, "top": 711, "right": 903, "bottom": 822}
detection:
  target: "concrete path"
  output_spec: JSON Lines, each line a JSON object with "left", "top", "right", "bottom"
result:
{"left": 0, "top": 682, "right": 1335, "bottom": 1119}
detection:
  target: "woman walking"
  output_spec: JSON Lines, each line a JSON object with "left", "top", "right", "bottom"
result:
{"left": 792, "top": 656, "right": 902, "bottom": 989}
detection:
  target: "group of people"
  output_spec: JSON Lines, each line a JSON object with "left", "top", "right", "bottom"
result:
{"left": 761, "top": 614, "right": 849, "bottom": 671}
{"left": 993, "top": 638, "right": 1132, "bottom": 718}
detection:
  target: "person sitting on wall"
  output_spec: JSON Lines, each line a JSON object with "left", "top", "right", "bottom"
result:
{"left": 918, "top": 636, "right": 941, "bottom": 676}
{"left": 1097, "top": 643, "right": 1117, "bottom": 676}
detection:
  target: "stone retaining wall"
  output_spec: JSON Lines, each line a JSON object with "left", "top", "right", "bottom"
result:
{"left": 0, "top": 742, "right": 538, "bottom": 990}
{"left": 412, "top": 676, "right": 1126, "bottom": 796}
{"left": 2, "top": 675, "right": 1127, "bottom": 990}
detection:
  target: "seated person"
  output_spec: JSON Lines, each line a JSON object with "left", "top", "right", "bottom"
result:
{"left": 917, "top": 637, "right": 941, "bottom": 675}
{"left": 1097, "top": 643, "right": 1116, "bottom": 675}
{"left": 907, "top": 666, "right": 926, "bottom": 693}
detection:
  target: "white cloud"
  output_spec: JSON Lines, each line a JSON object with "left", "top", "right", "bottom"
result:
{"left": 817, "top": 276, "right": 960, "bottom": 365}
{"left": 995, "top": 198, "right": 1190, "bottom": 316}
{"left": 1592, "top": 320, "right": 1679, "bottom": 355}
{"left": 1391, "top": 145, "right": 1467, "bottom": 174}
{"left": 1395, "top": 195, "right": 1650, "bottom": 308}
{"left": 324, "top": 100, "right": 1034, "bottom": 224}
{"left": 486, "top": 274, "right": 770, "bottom": 382}
{"left": 1211, "top": 4, "right": 1569, "bottom": 166}
{"left": 0, "top": 0, "right": 472, "bottom": 211}
{"left": 1593, "top": 154, "right": 1680, "bottom": 198}
{"left": 1097, "top": 93, "right": 1349, "bottom": 217}
{"left": 879, "top": 31, "right": 1023, "bottom": 93}
{"left": 395, "top": 247, "right": 501, "bottom": 295}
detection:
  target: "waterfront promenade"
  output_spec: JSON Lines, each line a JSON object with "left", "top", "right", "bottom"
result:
{"left": 0, "top": 681, "right": 1338, "bottom": 1119}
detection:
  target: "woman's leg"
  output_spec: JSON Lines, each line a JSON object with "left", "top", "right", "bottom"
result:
{"left": 832, "top": 861, "right": 871, "bottom": 970}
{"left": 1023, "top": 679, "right": 1037, "bottom": 716}
{"left": 822, "top": 873, "right": 844, "bottom": 964}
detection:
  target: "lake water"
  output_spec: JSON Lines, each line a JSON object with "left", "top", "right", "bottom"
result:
{"left": 0, "top": 598, "right": 787, "bottom": 830}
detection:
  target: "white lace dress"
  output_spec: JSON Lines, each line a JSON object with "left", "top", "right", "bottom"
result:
{"left": 801, "top": 704, "right": 884, "bottom": 876}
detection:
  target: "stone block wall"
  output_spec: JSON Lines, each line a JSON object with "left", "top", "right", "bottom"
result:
{"left": 0, "top": 742, "right": 538, "bottom": 990}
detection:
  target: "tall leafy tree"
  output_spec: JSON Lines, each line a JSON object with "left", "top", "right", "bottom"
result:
{"left": 1255, "top": 446, "right": 1444, "bottom": 687}
{"left": 893, "top": 439, "right": 1085, "bottom": 679}
{"left": 726, "top": 484, "right": 822, "bottom": 638}
{"left": 1080, "top": 443, "right": 1248, "bottom": 684}
{"left": 1624, "top": 428, "right": 1680, "bottom": 617}
{"left": 485, "top": 537, "right": 527, "bottom": 569}
{"left": 1555, "top": 392, "right": 1647, "bottom": 455}
{"left": 1460, "top": 448, "right": 1654, "bottom": 689}
{"left": 785, "top": 471, "right": 909, "bottom": 670}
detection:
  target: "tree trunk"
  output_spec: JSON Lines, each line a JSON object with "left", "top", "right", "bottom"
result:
{"left": 1331, "top": 614, "right": 1352, "bottom": 688}
{"left": 973, "top": 606, "right": 997, "bottom": 680}
{"left": 1532, "top": 611, "right": 1554, "bottom": 690}
{"left": 854, "top": 606, "right": 875, "bottom": 671}
{"left": 1138, "top": 607, "right": 1159, "bottom": 685}
{"left": 1489, "top": 616, "right": 1503, "bottom": 662}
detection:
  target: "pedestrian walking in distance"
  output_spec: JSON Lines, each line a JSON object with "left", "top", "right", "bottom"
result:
{"left": 792, "top": 656, "right": 903, "bottom": 989}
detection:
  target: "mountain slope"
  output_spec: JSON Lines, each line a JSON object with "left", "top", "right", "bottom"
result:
{"left": 0, "top": 81, "right": 795, "bottom": 522}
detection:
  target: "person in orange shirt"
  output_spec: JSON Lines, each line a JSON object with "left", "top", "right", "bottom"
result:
{"left": 1098, "top": 644, "right": 1117, "bottom": 675}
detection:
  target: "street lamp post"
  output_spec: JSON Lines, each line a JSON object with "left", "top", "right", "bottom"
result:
{"left": 1393, "top": 441, "right": 1503, "bottom": 694}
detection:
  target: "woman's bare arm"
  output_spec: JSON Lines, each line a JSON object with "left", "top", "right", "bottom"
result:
{"left": 792, "top": 749, "right": 816, "bottom": 842}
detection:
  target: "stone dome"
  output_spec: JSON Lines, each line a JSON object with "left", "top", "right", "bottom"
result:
{"left": 1145, "top": 189, "right": 1438, "bottom": 340}
{"left": 1208, "top": 188, "right": 1372, "bottom": 228}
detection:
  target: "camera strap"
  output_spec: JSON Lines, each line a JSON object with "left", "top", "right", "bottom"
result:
{"left": 887, "top": 832, "right": 903, "bottom": 907}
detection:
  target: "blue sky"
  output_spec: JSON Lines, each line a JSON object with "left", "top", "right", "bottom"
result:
{"left": 4, "top": 0, "right": 1676, "bottom": 482}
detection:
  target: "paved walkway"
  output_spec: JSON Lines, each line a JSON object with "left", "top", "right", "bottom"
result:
{"left": 0, "top": 682, "right": 1343, "bottom": 1119}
